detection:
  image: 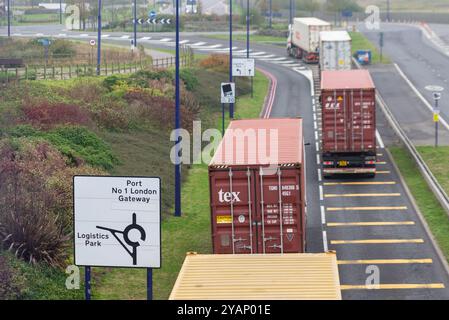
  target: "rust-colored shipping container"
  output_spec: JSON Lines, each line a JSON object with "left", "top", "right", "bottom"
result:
{"left": 208, "top": 118, "right": 306, "bottom": 254}
{"left": 320, "top": 70, "right": 377, "bottom": 177}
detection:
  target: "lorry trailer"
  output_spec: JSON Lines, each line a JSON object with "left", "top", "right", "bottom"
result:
{"left": 320, "top": 70, "right": 377, "bottom": 177}
{"left": 170, "top": 252, "right": 342, "bottom": 300}
{"left": 287, "top": 17, "right": 331, "bottom": 64}
{"left": 208, "top": 118, "right": 306, "bottom": 254}
{"left": 319, "top": 30, "right": 352, "bottom": 71}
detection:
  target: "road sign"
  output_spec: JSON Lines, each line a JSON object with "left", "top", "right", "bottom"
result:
{"left": 425, "top": 85, "right": 444, "bottom": 92}
{"left": 74, "top": 176, "right": 161, "bottom": 268}
{"left": 434, "top": 113, "right": 440, "bottom": 122}
{"left": 221, "top": 83, "right": 235, "bottom": 104}
{"left": 341, "top": 10, "right": 353, "bottom": 18}
{"left": 232, "top": 58, "right": 255, "bottom": 77}
{"left": 38, "top": 38, "right": 51, "bottom": 47}
{"left": 149, "top": 10, "right": 157, "bottom": 19}
{"left": 146, "top": 18, "right": 171, "bottom": 25}
{"left": 89, "top": 39, "right": 96, "bottom": 46}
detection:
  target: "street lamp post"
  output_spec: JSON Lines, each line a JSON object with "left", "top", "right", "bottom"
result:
{"left": 133, "top": 0, "right": 137, "bottom": 48}
{"left": 269, "top": 0, "right": 272, "bottom": 29}
{"left": 59, "top": 0, "right": 62, "bottom": 24}
{"left": 386, "top": 0, "right": 391, "bottom": 22}
{"left": 7, "top": 0, "right": 10, "bottom": 37}
{"left": 96, "top": 0, "right": 102, "bottom": 75}
{"left": 174, "top": 0, "right": 181, "bottom": 217}
{"left": 246, "top": 0, "right": 253, "bottom": 98}
{"left": 425, "top": 85, "right": 444, "bottom": 148}
{"left": 229, "top": 0, "right": 234, "bottom": 118}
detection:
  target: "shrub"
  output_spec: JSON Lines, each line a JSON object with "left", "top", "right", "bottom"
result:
{"left": 180, "top": 69, "right": 199, "bottom": 91}
{"left": 0, "top": 255, "right": 24, "bottom": 300}
{"left": 199, "top": 54, "right": 229, "bottom": 72}
{"left": 0, "top": 139, "right": 70, "bottom": 267}
{"left": 9, "top": 125, "right": 119, "bottom": 170}
{"left": 22, "top": 102, "right": 91, "bottom": 130}
{"left": 50, "top": 40, "right": 76, "bottom": 58}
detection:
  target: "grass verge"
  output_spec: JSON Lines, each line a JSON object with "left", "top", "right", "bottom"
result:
{"left": 417, "top": 146, "right": 449, "bottom": 194}
{"left": 349, "top": 31, "right": 391, "bottom": 64}
{"left": 389, "top": 146, "right": 449, "bottom": 262}
{"left": 94, "top": 70, "right": 269, "bottom": 300}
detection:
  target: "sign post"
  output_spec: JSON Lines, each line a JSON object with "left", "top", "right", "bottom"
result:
{"left": 379, "top": 32, "right": 384, "bottom": 63}
{"left": 425, "top": 85, "right": 444, "bottom": 148}
{"left": 229, "top": 0, "right": 234, "bottom": 119}
{"left": 221, "top": 82, "right": 235, "bottom": 133}
{"left": 96, "top": 0, "right": 102, "bottom": 76}
{"left": 74, "top": 176, "right": 161, "bottom": 300}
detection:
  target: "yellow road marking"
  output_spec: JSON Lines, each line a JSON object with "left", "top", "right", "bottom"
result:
{"left": 341, "top": 283, "right": 445, "bottom": 290}
{"left": 377, "top": 153, "right": 383, "bottom": 156}
{"left": 338, "top": 259, "right": 433, "bottom": 265}
{"left": 327, "top": 206, "right": 408, "bottom": 211}
{"left": 324, "top": 181, "right": 396, "bottom": 186}
{"left": 325, "top": 193, "right": 401, "bottom": 198}
{"left": 376, "top": 171, "right": 390, "bottom": 174}
{"left": 377, "top": 161, "right": 387, "bottom": 165}
{"left": 327, "top": 221, "right": 415, "bottom": 227}
{"left": 331, "top": 239, "right": 423, "bottom": 244}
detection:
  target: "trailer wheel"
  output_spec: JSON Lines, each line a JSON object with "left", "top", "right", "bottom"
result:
{"left": 366, "top": 173, "right": 376, "bottom": 179}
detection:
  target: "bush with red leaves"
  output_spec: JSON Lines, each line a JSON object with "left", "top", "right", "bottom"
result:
{"left": 22, "top": 102, "right": 91, "bottom": 130}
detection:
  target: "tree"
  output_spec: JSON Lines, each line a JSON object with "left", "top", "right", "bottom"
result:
{"left": 325, "top": 0, "right": 362, "bottom": 12}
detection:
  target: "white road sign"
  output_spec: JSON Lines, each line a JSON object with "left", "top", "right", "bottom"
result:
{"left": 74, "top": 176, "right": 161, "bottom": 268}
{"left": 232, "top": 58, "right": 255, "bottom": 77}
{"left": 89, "top": 39, "right": 96, "bottom": 46}
{"left": 221, "top": 82, "right": 235, "bottom": 104}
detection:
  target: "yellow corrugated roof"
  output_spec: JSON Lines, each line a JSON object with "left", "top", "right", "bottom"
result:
{"left": 169, "top": 252, "right": 342, "bottom": 300}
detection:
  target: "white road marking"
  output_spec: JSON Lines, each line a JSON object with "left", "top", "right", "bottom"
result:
{"left": 322, "top": 231, "right": 329, "bottom": 252}
{"left": 318, "top": 168, "right": 322, "bottom": 182}
{"left": 250, "top": 51, "right": 266, "bottom": 56}
{"left": 80, "top": 34, "right": 89, "bottom": 37}
{"left": 160, "top": 38, "right": 172, "bottom": 42}
{"left": 321, "top": 206, "right": 326, "bottom": 224}
{"left": 179, "top": 40, "right": 190, "bottom": 44}
{"left": 376, "top": 130, "right": 385, "bottom": 149}
{"left": 316, "top": 141, "right": 320, "bottom": 151}
{"left": 120, "top": 35, "right": 130, "bottom": 39}
{"left": 191, "top": 42, "right": 206, "bottom": 46}
{"left": 101, "top": 34, "right": 110, "bottom": 38}
{"left": 316, "top": 154, "right": 321, "bottom": 165}
{"left": 319, "top": 185, "right": 324, "bottom": 201}
{"left": 140, "top": 36, "right": 151, "bottom": 40}
{"left": 394, "top": 63, "right": 449, "bottom": 131}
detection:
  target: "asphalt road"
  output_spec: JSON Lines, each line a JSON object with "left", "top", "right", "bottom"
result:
{"left": 3, "top": 25, "right": 449, "bottom": 299}
{"left": 359, "top": 23, "right": 449, "bottom": 145}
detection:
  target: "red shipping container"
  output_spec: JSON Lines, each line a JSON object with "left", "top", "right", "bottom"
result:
{"left": 208, "top": 118, "right": 306, "bottom": 254}
{"left": 320, "top": 70, "right": 377, "bottom": 176}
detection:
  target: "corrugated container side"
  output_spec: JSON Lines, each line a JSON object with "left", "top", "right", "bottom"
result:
{"left": 320, "top": 31, "right": 352, "bottom": 71}
{"left": 209, "top": 119, "right": 306, "bottom": 255}
{"left": 320, "top": 71, "right": 376, "bottom": 153}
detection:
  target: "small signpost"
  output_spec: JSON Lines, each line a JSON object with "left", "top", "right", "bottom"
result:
{"left": 232, "top": 58, "right": 255, "bottom": 97}
{"left": 38, "top": 38, "right": 51, "bottom": 65}
{"left": 379, "top": 32, "right": 384, "bottom": 62}
{"left": 221, "top": 83, "right": 235, "bottom": 134}
{"left": 74, "top": 176, "right": 161, "bottom": 300}
{"left": 232, "top": 58, "right": 255, "bottom": 77}
{"left": 425, "top": 85, "right": 444, "bottom": 147}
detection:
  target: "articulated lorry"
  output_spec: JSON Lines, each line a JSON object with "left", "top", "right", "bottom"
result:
{"left": 287, "top": 17, "right": 331, "bottom": 63}
{"left": 320, "top": 70, "right": 377, "bottom": 178}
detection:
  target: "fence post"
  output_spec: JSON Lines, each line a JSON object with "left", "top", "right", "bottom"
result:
{"left": 61, "top": 66, "right": 63, "bottom": 79}
{"left": 15, "top": 68, "right": 18, "bottom": 83}
{"left": 118, "top": 62, "right": 121, "bottom": 74}
{"left": 44, "top": 65, "right": 47, "bottom": 80}
{"left": 35, "top": 67, "right": 38, "bottom": 80}
{"left": 70, "top": 65, "right": 72, "bottom": 78}
{"left": 25, "top": 67, "right": 28, "bottom": 80}
{"left": 52, "top": 66, "right": 55, "bottom": 79}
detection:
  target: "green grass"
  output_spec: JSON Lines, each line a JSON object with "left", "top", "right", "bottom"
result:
{"left": 417, "top": 146, "right": 449, "bottom": 196}
{"left": 389, "top": 147, "right": 449, "bottom": 263}
{"left": 205, "top": 34, "right": 285, "bottom": 44}
{"left": 349, "top": 31, "right": 391, "bottom": 64}
{"left": 93, "top": 70, "right": 269, "bottom": 300}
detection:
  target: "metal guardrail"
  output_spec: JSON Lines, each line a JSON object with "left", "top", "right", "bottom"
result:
{"left": 353, "top": 57, "right": 449, "bottom": 217}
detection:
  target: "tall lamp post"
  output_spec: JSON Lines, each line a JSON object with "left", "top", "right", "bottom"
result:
{"left": 96, "top": 0, "right": 102, "bottom": 75}
{"left": 229, "top": 0, "right": 234, "bottom": 118}
{"left": 133, "top": 0, "right": 137, "bottom": 49}
{"left": 174, "top": 0, "right": 181, "bottom": 217}
{"left": 386, "top": 0, "right": 391, "bottom": 22}
{"left": 59, "top": 0, "right": 62, "bottom": 24}
{"left": 7, "top": 0, "right": 10, "bottom": 37}
{"left": 269, "top": 0, "right": 272, "bottom": 29}
{"left": 425, "top": 85, "right": 444, "bottom": 148}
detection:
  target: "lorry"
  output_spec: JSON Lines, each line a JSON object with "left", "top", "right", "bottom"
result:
{"left": 208, "top": 118, "right": 306, "bottom": 254}
{"left": 320, "top": 70, "right": 377, "bottom": 177}
{"left": 319, "top": 30, "right": 352, "bottom": 71}
{"left": 287, "top": 17, "right": 331, "bottom": 64}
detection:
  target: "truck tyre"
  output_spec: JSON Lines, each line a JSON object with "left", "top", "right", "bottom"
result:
{"left": 366, "top": 173, "right": 376, "bottom": 179}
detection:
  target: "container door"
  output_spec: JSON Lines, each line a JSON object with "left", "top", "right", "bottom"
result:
{"left": 210, "top": 168, "right": 258, "bottom": 254}
{"left": 255, "top": 166, "right": 304, "bottom": 254}
{"left": 348, "top": 89, "right": 376, "bottom": 151}
{"left": 322, "top": 89, "right": 348, "bottom": 152}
